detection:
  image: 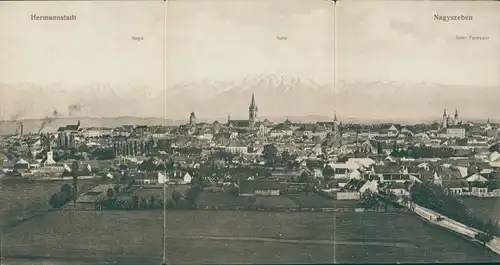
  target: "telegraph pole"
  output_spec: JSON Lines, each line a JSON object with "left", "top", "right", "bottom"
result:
{"left": 162, "top": 171, "right": 167, "bottom": 265}
{"left": 72, "top": 161, "right": 79, "bottom": 208}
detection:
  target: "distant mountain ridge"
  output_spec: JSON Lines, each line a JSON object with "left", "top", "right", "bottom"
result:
{"left": 0, "top": 82, "right": 165, "bottom": 120}
{"left": 1, "top": 75, "right": 498, "bottom": 124}
{"left": 166, "top": 73, "right": 334, "bottom": 120}
{"left": 0, "top": 116, "right": 169, "bottom": 135}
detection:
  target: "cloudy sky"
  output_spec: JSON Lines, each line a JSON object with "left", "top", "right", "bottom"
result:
{"left": 337, "top": 0, "right": 500, "bottom": 87}
{"left": 166, "top": 0, "right": 335, "bottom": 86}
{"left": 0, "top": 1, "right": 164, "bottom": 87}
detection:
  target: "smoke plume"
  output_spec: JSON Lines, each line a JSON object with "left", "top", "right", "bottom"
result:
{"left": 38, "top": 109, "right": 61, "bottom": 134}
{"left": 68, "top": 104, "right": 82, "bottom": 117}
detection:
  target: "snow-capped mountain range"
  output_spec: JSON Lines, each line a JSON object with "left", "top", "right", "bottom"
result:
{"left": 1, "top": 73, "right": 498, "bottom": 123}
{"left": 166, "top": 73, "right": 334, "bottom": 120}
{"left": 0, "top": 82, "right": 165, "bottom": 120}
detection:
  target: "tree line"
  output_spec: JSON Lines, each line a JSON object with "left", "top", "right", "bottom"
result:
{"left": 410, "top": 182, "right": 500, "bottom": 244}
{"left": 99, "top": 184, "right": 202, "bottom": 210}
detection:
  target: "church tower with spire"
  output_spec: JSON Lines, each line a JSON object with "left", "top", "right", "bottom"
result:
{"left": 442, "top": 109, "right": 448, "bottom": 129}
{"left": 453, "top": 109, "right": 460, "bottom": 125}
{"left": 249, "top": 93, "right": 258, "bottom": 126}
{"left": 333, "top": 112, "right": 339, "bottom": 132}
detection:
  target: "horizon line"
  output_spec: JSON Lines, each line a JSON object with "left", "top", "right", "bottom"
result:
{"left": 1, "top": 115, "right": 497, "bottom": 124}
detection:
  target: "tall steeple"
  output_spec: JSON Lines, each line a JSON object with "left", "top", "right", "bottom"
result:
{"left": 250, "top": 93, "right": 256, "bottom": 109}
{"left": 453, "top": 109, "right": 459, "bottom": 126}
{"left": 442, "top": 109, "right": 448, "bottom": 129}
{"left": 249, "top": 93, "right": 258, "bottom": 126}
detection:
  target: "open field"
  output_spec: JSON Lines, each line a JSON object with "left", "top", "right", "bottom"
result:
{"left": 198, "top": 191, "right": 250, "bottom": 207}
{"left": 198, "top": 192, "right": 298, "bottom": 208}
{"left": 462, "top": 197, "right": 500, "bottom": 221}
{"left": 1, "top": 210, "right": 498, "bottom": 264}
{"left": 0, "top": 179, "right": 98, "bottom": 228}
{"left": 289, "top": 194, "right": 363, "bottom": 208}
{"left": 134, "top": 184, "right": 191, "bottom": 198}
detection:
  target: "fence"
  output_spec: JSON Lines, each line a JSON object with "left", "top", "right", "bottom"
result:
{"left": 195, "top": 205, "right": 409, "bottom": 213}
{"left": 461, "top": 190, "right": 500, "bottom": 197}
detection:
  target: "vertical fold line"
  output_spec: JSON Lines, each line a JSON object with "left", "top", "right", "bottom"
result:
{"left": 164, "top": 0, "right": 168, "bottom": 127}
{"left": 332, "top": 0, "right": 337, "bottom": 264}
{"left": 163, "top": 1, "right": 169, "bottom": 265}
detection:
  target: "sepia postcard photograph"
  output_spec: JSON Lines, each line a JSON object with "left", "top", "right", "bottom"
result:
{"left": 0, "top": 1, "right": 165, "bottom": 265}
{"left": 167, "top": 0, "right": 337, "bottom": 264}
{"left": 1, "top": 0, "right": 500, "bottom": 265}
{"left": 335, "top": 0, "right": 500, "bottom": 263}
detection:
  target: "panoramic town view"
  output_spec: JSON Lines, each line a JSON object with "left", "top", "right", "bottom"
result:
{"left": 2, "top": 0, "right": 500, "bottom": 264}
{"left": 1, "top": 94, "right": 500, "bottom": 264}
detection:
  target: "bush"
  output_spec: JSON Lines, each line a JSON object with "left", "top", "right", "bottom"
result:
{"left": 475, "top": 232, "right": 494, "bottom": 247}
{"left": 361, "top": 190, "right": 379, "bottom": 209}
{"left": 185, "top": 184, "right": 202, "bottom": 207}
{"left": 49, "top": 192, "right": 71, "bottom": 208}
{"left": 60, "top": 184, "right": 72, "bottom": 196}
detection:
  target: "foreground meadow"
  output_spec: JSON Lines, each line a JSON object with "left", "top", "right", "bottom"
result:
{"left": 0, "top": 180, "right": 97, "bottom": 228}
{"left": 2, "top": 210, "right": 498, "bottom": 264}
{"left": 462, "top": 197, "right": 500, "bottom": 222}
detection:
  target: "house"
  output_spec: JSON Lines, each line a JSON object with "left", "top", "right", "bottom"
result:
{"left": 346, "top": 158, "right": 376, "bottom": 169}
{"left": 237, "top": 180, "right": 282, "bottom": 196}
{"left": 385, "top": 181, "right": 410, "bottom": 197}
{"left": 380, "top": 173, "right": 411, "bottom": 183}
{"left": 466, "top": 173, "right": 488, "bottom": 183}
{"left": 442, "top": 180, "right": 468, "bottom": 195}
{"left": 359, "top": 180, "right": 379, "bottom": 194}
{"left": 181, "top": 172, "right": 192, "bottom": 184}
{"left": 134, "top": 172, "right": 168, "bottom": 185}
{"left": 14, "top": 158, "right": 29, "bottom": 170}
{"left": 168, "top": 170, "right": 192, "bottom": 184}
{"left": 225, "top": 142, "right": 248, "bottom": 154}
{"left": 441, "top": 126, "right": 467, "bottom": 139}
{"left": 330, "top": 163, "right": 359, "bottom": 179}
{"left": 269, "top": 122, "right": 294, "bottom": 138}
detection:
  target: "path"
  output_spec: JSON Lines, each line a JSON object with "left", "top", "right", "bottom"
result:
{"left": 167, "top": 235, "right": 417, "bottom": 248}
{"left": 403, "top": 202, "right": 500, "bottom": 255}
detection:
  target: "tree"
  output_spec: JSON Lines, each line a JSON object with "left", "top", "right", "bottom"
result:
{"left": 132, "top": 195, "right": 139, "bottom": 209}
{"left": 106, "top": 188, "right": 115, "bottom": 199}
{"left": 171, "top": 190, "right": 182, "bottom": 204}
{"left": 322, "top": 166, "right": 335, "bottom": 179}
{"left": 361, "top": 190, "right": 379, "bottom": 210}
{"left": 138, "top": 159, "right": 158, "bottom": 172}
{"left": 185, "top": 184, "right": 202, "bottom": 207}
{"left": 248, "top": 196, "right": 257, "bottom": 208}
{"left": 475, "top": 232, "right": 494, "bottom": 247}
{"left": 262, "top": 144, "right": 278, "bottom": 164}
{"left": 387, "top": 190, "right": 398, "bottom": 202}
{"left": 298, "top": 171, "right": 310, "bottom": 183}
{"left": 281, "top": 150, "right": 297, "bottom": 163}
{"left": 49, "top": 192, "right": 71, "bottom": 208}
{"left": 376, "top": 141, "right": 384, "bottom": 154}
{"left": 150, "top": 195, "right": 157, "bottom": 207}
{"left": 60, "top": 184, "right": 72, "bottom": 196}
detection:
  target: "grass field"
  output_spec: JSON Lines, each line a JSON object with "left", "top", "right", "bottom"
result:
{"left": 0, "top": 180, "right": 97, "bottom": 227}
{"left": 288, "top": 194, "right": 363, "bottom": 208}
{"left": 1, "top": 210, "right": 498, "bottom": 264}
{"left": 198, "top": 192, "right": 298, "bottom": 208}
{"left": 462, "top": 197, "right": 500, "bottom": 221}
{"left": 134, "top": 184, "right": 191, "bottom": 198}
